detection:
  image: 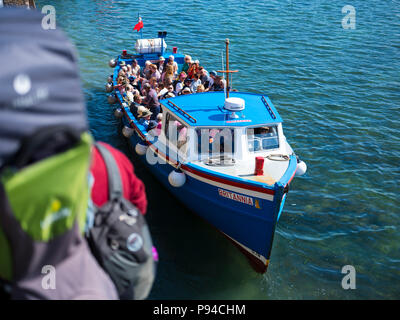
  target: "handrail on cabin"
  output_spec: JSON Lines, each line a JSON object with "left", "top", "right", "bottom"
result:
{"left": 167, "top": 100, "right": 197, "bottom": 123}
{"left": 261, "top": 96, "right": 277, "bottom": 120}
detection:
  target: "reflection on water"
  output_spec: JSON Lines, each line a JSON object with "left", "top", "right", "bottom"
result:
{"left": 35, "top": 0, "right": 400, "bottom": 299}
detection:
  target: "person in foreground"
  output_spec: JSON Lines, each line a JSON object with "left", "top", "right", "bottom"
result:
{"left": 0, "top": 7, "right": 155, "bottom": 300}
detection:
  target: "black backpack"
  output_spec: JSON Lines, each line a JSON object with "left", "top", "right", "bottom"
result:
{"left": 87, "top": 143, "right": 156, "bottom": 300}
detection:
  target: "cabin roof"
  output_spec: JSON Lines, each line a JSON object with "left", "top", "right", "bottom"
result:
{"left": 160, "top": 91, "right": 283, "bottom": 127}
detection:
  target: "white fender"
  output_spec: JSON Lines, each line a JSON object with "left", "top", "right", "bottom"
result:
{"left": 109, "top": 59, "right": 117, "bottom": 68}
{"left": 114, "top": 108, "right": 123, "bottom": 119}
{"left": 295, "top": 160, "right": 307, "bottom": 176}
{"left": 122, "top": 126, "right": 134, "bottom": 138}
{"left": 135, "top": 143, "right": 148, "bottom": 155}
{"left": 107, "top": 94, "right": 117, "bottom": 104}
{"left": 168, "top": 170, "right": 186, "bottom": 187}
{"left": 105, "top": 82, "right": 113, "bottom": 92}
{"left": 107, "top": 75, "right": 113, "bottom": 83}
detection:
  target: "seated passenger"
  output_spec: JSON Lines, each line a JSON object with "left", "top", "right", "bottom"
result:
{"left": 155, "top": 113, "right": 163, "bottom": 136}
{"left": 131, "top": 59, "right": 141, "bottom": 77}
{"left": 199, "top": 67, "right": 210, "bottom": 88}
{"left": 162, "top": 57, "right": 175, "bottom": 84}
{"left": 179, "top": 78, "right": 192, "bottom": 95}
{"left": 130, "top": 104, "right": 145, "bottom": 119}
{"left": 181, "top": 87, "right": 192, "bottom": 95}
{"left": 187, "top": 59, "right": 199, "bottom": 79}
{"left": 146, "top": 120, "right": 158, "bottom": 133}
{"left": 208, "top": 75, "right": 225, "bottom": 91}
{"left": 126, "top": 84, "right": 135, "bottom": 103}
{"left": 196, "top": 84, "right": 205, "bottom": 93}
{"left": 168, "top": 55, "right": 178, "bottom": 77}
{"left": 137, "top": 108, "right": 153, "bottom": 127}
{"left": 149, "top": 64, "right": 161, "bottom": 82}
{"left": 156, "top": 56, "right": 165, "bottom": 74}
{"left": 190, "top": 74, "right": 202, "bottom": 93}
{"left": 206, "top": 70, "right": 217, "bottom": 90}
{"left": 143, "top": 60, "right": 152, "bottom": 79}
{"left": 142, "top": 83, "right": 160, "bottom": 120}
{"left": 156, "top": 113, "right": 163, "bottom": 126}
{"left": 174, "top": 72, "right": 187, "bottom": 95}
{"left": 149, "top": 76, "right": 158, "bottom": 89}
{"left": 181, "top": 55, "right": 192, "bottom": 75}
{"left": 162, "top": 84, "right": 175, "bottom": 99}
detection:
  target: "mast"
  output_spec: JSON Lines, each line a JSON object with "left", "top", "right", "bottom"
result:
{"left": 217, "top": 38, "right": 238, "bottom": 99}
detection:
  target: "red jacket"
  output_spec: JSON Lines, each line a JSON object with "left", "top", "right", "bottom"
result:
{"left": 90, "top": 142, "right": 147, "bottom": 215}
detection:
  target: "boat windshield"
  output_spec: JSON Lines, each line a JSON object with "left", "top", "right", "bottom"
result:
{"left": 247, "top": 126, "right": 279, "bottom": 152}
{"left": 196, "top": 128, "right": 235, "bottom": 157}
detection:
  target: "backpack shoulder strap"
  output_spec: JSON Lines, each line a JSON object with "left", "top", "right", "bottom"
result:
{"left": 94, "top": 143, "right": 123, "bottom": 201}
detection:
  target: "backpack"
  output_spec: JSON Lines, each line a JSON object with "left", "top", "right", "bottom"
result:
{"left": 0, "top": 126, "right": 118, "bottom": 299}
{"left": 87, "top": 143, "right": 156, "bottom": 300}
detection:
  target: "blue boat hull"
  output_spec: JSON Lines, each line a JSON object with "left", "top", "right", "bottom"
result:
{"left": 122, "top": 118, "right": 289, "bottom": 273}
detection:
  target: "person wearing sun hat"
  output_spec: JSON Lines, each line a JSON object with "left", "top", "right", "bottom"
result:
{"left": 137, "top": 108, "right": 153, "bottom": 128}
{"left": 157, "top": 55, "right": 165, "bottom": 74}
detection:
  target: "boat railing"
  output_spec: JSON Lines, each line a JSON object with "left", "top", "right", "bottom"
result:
{"left": 261, "top": 96, "right": 277, "bottom": 120}
{"left": 166, "top": 100, "right": 197, "bottom": 124}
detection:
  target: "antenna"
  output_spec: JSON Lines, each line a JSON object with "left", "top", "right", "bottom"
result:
{"left": 217, "top": 38, "right": 238, "bottom": 99}
{"left": 221, "top": 50, "right": 226, "bottom": 99}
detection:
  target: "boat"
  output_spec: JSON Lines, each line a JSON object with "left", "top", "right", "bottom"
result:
{"left": 105, "top": 32, "right": 307, "bottom": 273}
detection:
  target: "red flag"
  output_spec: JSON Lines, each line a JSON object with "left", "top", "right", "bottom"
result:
{"left": 133, "top": 17, "right": 143, "bottom": 32}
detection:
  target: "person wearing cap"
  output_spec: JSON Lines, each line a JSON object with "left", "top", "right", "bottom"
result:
{"left": 131, "top": 59, "right": 141, "bottom": 77}
{"left": 160, "top": 83, "right": 175, "bottom": 99}
{"left": 168, "top": 55, "right": 178, "bottom": 77}
{"left": 205, "top": 70, "right": 217, "bottom": 91}
{"left": 142, "top": 83, "right": 160, "bottom": 120}
{"left": 156, "top": 56, "right": 165, "bottom": 74}
{"left": 179, "top": 78, "right": 193, "bottom": 95}
{"left": 208, "top": 75, "right": 226, "bottom": 92}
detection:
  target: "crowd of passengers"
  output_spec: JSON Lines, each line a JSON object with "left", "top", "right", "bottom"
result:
{"left": 114, "top": 54, "right": 227, "bottom": 132}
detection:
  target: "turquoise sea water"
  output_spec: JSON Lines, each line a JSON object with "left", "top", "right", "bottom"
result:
{"left": 36, "top": 0, "right": 400, "bottom": 299}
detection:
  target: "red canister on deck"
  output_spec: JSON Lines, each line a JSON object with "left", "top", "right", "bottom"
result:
{"left": 255, "top": 157, "right": 264, "bottom": 176}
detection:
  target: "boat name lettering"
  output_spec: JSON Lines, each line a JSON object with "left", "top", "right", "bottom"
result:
{"left": 218, "top": 188, "right": 254, "bottom": 206}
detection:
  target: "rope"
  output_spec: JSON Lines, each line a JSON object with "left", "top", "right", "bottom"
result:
{"left": 266, "top": 154, "right": 290, "bottom": 161}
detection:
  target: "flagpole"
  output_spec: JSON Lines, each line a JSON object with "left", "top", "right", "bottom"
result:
{"left": 217, "top": 38, "right": 238, "bottom": 99}
{"left": 137, "top": 12, "right": 143, "bottom": 39}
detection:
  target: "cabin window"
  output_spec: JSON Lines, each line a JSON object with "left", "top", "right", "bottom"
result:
{"left": 164, "top": 113, "right": 189, "bottom": 152}
{"left": 247, "top": 126, "right": 279, "bottom": 152}
{"left": 195, "top": 128, "right": 235, "bottom": 156}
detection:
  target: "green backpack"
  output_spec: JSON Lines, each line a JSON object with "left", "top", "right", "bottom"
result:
{"left": 0, "top": 127, "right": 117, "bottom": 299}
